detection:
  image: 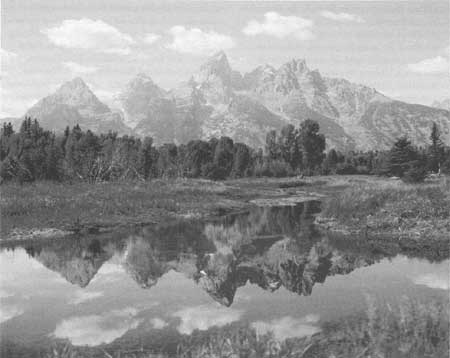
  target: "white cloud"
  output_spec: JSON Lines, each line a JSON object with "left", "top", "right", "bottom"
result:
{"left": 413, "top": 274, "right": 450, "bottom": 290}
{"left": 408, "top": 55, "right": 449, "bottom": 74}
{"left": 1, "top": 48, "right": 18, "bottom": 63}
{"left": 320, "top": 11, "right": 364, "bottom": 23}
{"left": 42, "top": 18, "right": 135, "bottom": 55}
{"left": 68, "top": 290, "right": 104, "bottom": 305}
{"left": 91, "top": 262, "right": 125, "bottom": 283}
{"left": 166, "top": 26, "right": 235, "bottom": 56}
{"left": 62, "top": 61, "right": 98, "bottom": 75}
{"left": 173, "top": 304, "right": 243, "bottom": 334}
{"left": 0, "top": 289, "right": 13, "bottom": 298}
{"left": 252, "top": 315, "right": 321, "bottom": 341}
{"left": 53, "top": 308, "right": 141, "bottom": 346}
{"left": 1, "top": 49, "right": 20, "bottom": 77}
{"left": 242, "top": 12, "right": 314, "bottom": 40}
{"left": 0, "top": 304, "right": 24, "bottom": 323}
{"left": 0, "top": 90, "right": 37, "bottom": 117}
{"left": 143, "top": 33, "right": 161, "bottom": 44}
{"left": 150, "top": 317, "right": 168, "bottom": 329}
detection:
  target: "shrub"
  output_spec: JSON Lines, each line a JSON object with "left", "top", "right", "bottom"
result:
{"left": 402, "top": 161, "right": 427, "bottom": 183}
{"left": 267, "top": 159, "right": 293, "bottom": 177}
{"left": 201, "top": 163, "right": 228, "bottom": 181}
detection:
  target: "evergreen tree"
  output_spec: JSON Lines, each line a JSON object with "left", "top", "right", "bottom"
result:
{"left": 265, "top": 130, "right": 280, "bottom": 160}
{"left": 428, "top": 122, "right": 444, "bottom": 173}
{"left": 322, "top": 149, "right": 338, "bottom": 174}
{"left": 278, "top": 124, "right": 301, "bottom": 170}
{"left": 386, "top": 137, "right": 418, "bottom": 177}
{"left": 2, "top": 122, "right": 14, "bottom": 137}
{"left": 212, "top": 136, "right": 234, "bottom": 178}
{"left": 183, "top": 140, "right": 212, "bottom": 178}
{"left": 297, "top": 119, "right": 325, "bottom": 174}
{"left": 44, "top": 134, "right": 63, "bottom": 180}
{"left": 156, "top": 143, "right": 178, "bottom": 178}
{"left": 138, "top": 137, "right": 155, "bottom": 179}
{"left": 231, "top": 142, "right": 252, "bottom": 178}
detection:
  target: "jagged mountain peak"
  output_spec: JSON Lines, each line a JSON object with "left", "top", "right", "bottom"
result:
{"left": 129, "top": 72, "right": 158, "bottom": 86}
{"left": 207, "top": 50, "right": 229, "bottom": 65}
{"left": 241, "top": 64, "right": 276, "bottom": 90}
{"left": 28, "top": 77, "right": 110, "bottom": 119}
{"left": 61, "top": 76, "right": 89, "bottom": 88}
{"left": 15, "top": 54, "right": 450, "bottom": 151}
{"left": 57, "top": 77, "right": 97, "bottom": 97}
{"left": 119, "top": 73, "right": 168, "bottom": 129}
{"left": 324, "top": 76, "right": 391, "bottom": 104}
{"left": 123, "top": 73, "right": 165, "bottom": 96}
{"left": 280, "top": 58, "right": 310, "bottom": 75}
{"left": 431, "top": 98, "right": 450, "bottom": 111}
{"left": 55, "top": 77, "right": 108, "bottom": 108}
{"left": 194, "top": 51, "right": 233, "bottom": 85}
{"left": 250, "top": 64, "right": 277, "bottom": 77}
{"left": 260, "top": 64, "right": 277, "bottom": 73}
{"left": 23, "top": 77, "right": 133, "bottom": 134}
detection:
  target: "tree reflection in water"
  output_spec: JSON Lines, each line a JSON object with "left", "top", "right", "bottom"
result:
{"left": 2, "top": 200, "right": 448, "bottom": 357}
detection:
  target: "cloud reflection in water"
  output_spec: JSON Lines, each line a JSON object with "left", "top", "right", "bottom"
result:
{"left": 252, "top": 314, "right": 321, "bottom": 341}
{"left": 173, "top": 304, "right": 243, "bottom": 334}
{"left": 53, "top": 307, "right": 141, "bottom": 346}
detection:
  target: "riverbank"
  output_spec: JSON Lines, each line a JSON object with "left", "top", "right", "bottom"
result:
{"left": 0, "top": 176, "right": 325, "bottom": 241}
{"left": 316, "top": 175, "right": 450, "bottom": 259}
{"left": 0, "top": 179, "right": 244, "bottom": 240}
{"left": 1, "top": 175, "right": 449, "bottom": 248}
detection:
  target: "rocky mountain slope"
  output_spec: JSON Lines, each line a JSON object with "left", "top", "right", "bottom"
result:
{"left": 6, "top": 53, "right": 449, "bottom": 151}
{"left": 432, "top": 98, "right": 450, "bottom": 111}
{"left": 25, "top": 238, "right": 116, "bottom": 287}
{"left": 25, "top": 77, "right": 131, "bottom": 134}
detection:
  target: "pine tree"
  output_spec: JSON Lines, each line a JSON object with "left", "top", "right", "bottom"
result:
{"left": 265, "top": 130, "right": 280, "bottom": 160}
{"left": 386, "top": 137, "right": 416, "bottom": 177}
{"left": 297, "top": 119, "right": 326, "bottom": 174}
{"left": 138, "top": 137, "right": 155, "bottom": 179}
{"left": 428, "top": 122, "right": 444, "bottom": 173}
{"left": 385, "top": 136, "right": 426, "bottom": 182}
{"left": 231, "top": 142, "right": 251, "bottom": 178}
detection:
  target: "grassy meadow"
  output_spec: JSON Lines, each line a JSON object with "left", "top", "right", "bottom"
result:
{"left": 19, "top": 297, "right": 448, "bottom": 358}
{"left": 0, "top": 179, "right": 250, "bottom": 239}
{"left": 1, "top": 175, "right": 449, "bottom": 245}
{"left": 319, "top": 176, "right": 450, "bottom": 240}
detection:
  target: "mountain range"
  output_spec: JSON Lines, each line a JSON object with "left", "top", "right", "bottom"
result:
{"left": 5, "top": 52, "right": 450, "bottom": 151}
{"left": 431, "top": 98, "right": 450, "bottom": 111}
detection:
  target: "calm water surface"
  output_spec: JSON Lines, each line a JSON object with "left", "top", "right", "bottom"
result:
{"left": 1, "top": 202, "right": 448, "bottom": 356}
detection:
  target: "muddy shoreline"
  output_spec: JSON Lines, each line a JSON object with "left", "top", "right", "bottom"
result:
{"left": 2, "top": 175, "right": 449, "bottom": 259}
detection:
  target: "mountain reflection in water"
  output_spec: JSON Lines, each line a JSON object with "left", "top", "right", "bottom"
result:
{"left": 1, "top": 201, "right": 448, "bottom": 357}
{"left": 16, "top": 201, "right": 381, "bottom": 304}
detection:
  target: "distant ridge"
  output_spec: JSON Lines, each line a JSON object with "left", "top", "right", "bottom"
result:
{"left": 4, "top": 53, "right": 449, "bottom": 151}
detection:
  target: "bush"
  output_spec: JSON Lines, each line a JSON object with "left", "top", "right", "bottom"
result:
{"left": 441, "top": 154, "right": 450, "bottom": 175}
{"left": 336, "top": 163, "right": 357, "bottom": 175}
{"left": 402, "top": 160, "right": 427, "bottom": 183}
{"left": 253, "top": 159, "right": 293, "bottom": 178}
{"left": 267, "top": 159, "right": 293, "bottom": 177}
{"left": 201, "top": 163, "right": 228, "bottom": 181}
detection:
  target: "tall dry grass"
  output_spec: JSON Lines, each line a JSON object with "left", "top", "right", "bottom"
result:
{"left": 0, "top": 179, "right": 232, "bottom": 236}
{"left": 321, "top": 176, "right": 450, "bottom": 224}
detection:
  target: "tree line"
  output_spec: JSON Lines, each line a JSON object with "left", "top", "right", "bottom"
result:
{"left": 1, "top": 118, "right": 448, "bottom": 183}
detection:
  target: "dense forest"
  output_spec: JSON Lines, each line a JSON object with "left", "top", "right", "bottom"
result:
{"left": 1, "top": 118, "right": 449, "bottom": 183}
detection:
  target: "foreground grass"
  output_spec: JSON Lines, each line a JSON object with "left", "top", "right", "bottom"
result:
{"left": 319, "top": 176, "right": 450, "bottom": 242}
{"left": 2, "top": 175, "right": 449, "bottom": 245}
{"left": 0, "top": 179, "right": 249, "bottom": 239}
{"left": 14, "top": 297, "right": 448, "bottom": 358}
{"left": 0, "top": 175, "right": 334, "bottom": 240}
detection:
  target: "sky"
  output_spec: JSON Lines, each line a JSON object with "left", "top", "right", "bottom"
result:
{"left": 1, "top": 0, "right": 449, "bottom": 117}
